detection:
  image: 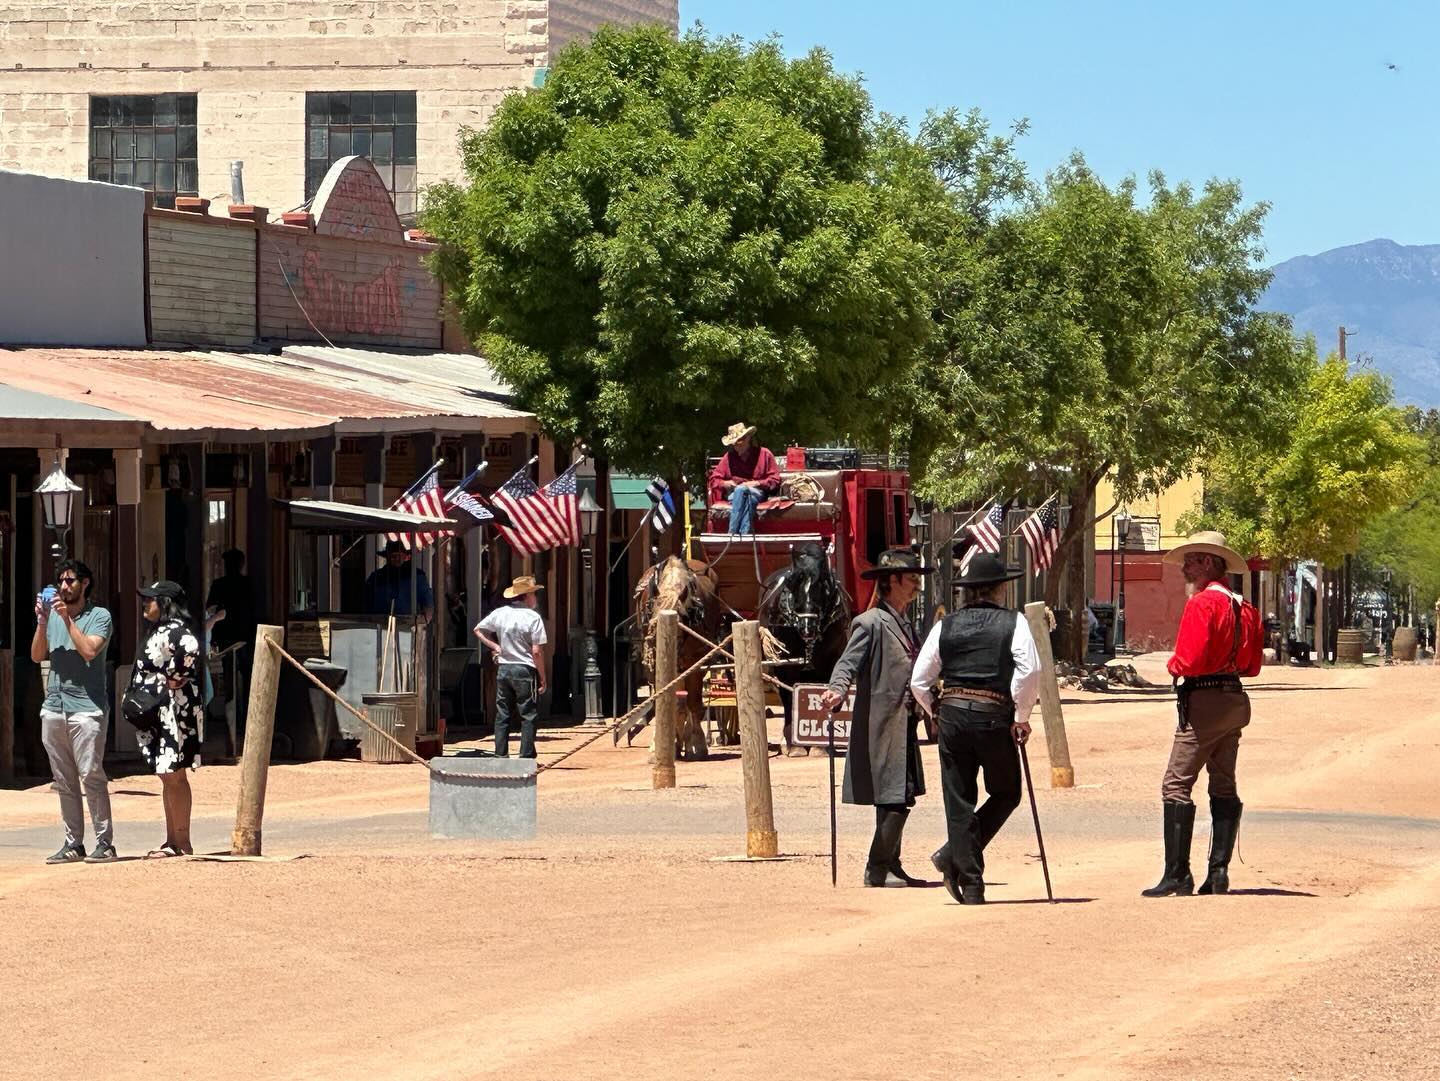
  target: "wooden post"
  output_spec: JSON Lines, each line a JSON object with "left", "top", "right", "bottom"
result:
{"left": 734, "top": 619, "right": 778, "bottom": 857}
{"left": 0, "top": 648, "right": 13, "bottom": 781}
{"left": 652, "top": 609, "right": 678, "bottom": 789}
{"left": 231, "top": 625, "right": 284, "bottom": 856}
{"left": 1024, "top": 602, "right": 1075, "bottom": 788}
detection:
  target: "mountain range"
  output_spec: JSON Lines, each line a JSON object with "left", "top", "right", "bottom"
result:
{"left": 1264, "top": 238, "right": 1440, "bottom": 407}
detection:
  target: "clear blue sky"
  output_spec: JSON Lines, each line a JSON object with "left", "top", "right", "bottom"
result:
{"left": 683, "top": 0, "right": 1437, "bottom": 264}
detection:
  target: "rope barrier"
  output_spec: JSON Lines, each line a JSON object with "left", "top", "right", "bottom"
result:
{"left": 677, "top": 620, "right": 799, "bottom": 695}
{"left": 267, "top": 639, "right": 434, "bottom": 771}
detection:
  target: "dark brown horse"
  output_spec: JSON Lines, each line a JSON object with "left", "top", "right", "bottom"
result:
{"left": 759, "top": 541, "right": 852, "bottom": 754}
{"left": 635, "top": 556, "right": 722, "bottom": 760}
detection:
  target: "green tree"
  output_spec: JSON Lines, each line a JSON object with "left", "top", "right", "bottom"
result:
{"left": 422, "top": 25, "right": 936, "bottom": 478}
{"left": 905, "top": 158, "right": 1309, "bottom": 658}
{"left": 1353, "top": 406, "right": 1440, "bottom": 607}
{"left": 1192, "top": 354, "right": 1421, "bottom": 567}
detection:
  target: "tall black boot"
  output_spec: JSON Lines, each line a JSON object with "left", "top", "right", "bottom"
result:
{"left": 1198, "top": 796, "right": 1243, "bottom": 895}
{"left": 1141, "top": 800, "right": 1196, "bottom": 897}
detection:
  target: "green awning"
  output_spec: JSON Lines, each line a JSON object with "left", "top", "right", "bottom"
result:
{"left": 610, "top": 472, "right": 654, "bottom": 510}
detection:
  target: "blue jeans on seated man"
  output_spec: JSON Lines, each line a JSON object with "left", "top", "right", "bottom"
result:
{"left": 728, "top": 485, "right": 763, "bottom": 534}
{"left": 495, "top": 663, "right": 540, "bottom": 758}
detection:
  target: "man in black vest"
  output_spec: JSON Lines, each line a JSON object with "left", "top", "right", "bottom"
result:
{"left": 911, "top": 552, "right": 1040, "bottom": 904}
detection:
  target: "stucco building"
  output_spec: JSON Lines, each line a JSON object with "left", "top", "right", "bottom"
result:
{"left": 0, "top": 0, "right": 677, "bottom": 215}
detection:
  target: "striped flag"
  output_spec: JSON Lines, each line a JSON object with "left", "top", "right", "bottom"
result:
{"left": 646, "top": 477, "right": 675, "bottom": 532}
{"left": 492, "top": 464, "right": 581, "bottom": 556}
{"left": 1019, "top": 495, "right": 1062, "bottom": 573}
{"left": 387, "top": 463, "right": 447, "bottom": 550}
{"left": 968, "top": 501, "right": 1005, "bottom": 552}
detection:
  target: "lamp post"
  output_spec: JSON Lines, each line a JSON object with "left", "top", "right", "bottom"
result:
{"left": 1381, "top": 565, "right": 1393, "bottom": 657}
{"left": 35, "top": 457, "right": 82, "bottom": 562}
{"left": 909, "top": 504, "right": 930, "bottom": 633}
{"left": 1115, "top": 509, "right": 1131, "bottom": 653}
{"left": 578, "top": 488, "right": 604, "bottom": 724}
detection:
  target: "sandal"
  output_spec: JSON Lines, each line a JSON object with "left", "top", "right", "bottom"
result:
{"left": 145, "top": 843, "right": 184, "bottom": 859}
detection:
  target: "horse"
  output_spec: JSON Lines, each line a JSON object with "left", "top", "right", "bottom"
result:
{"left": 635, "top": 556, "right": 722, "bottom": 761}
{"left": 758, "top": 541, "right": 852, "bottom": 755}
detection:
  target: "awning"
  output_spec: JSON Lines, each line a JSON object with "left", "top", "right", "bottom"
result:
{"left": 0, "top": 381, "right": 146, "bottom": 448}
{"left": 283, "top": 498, "right": 458, "bottom": 534}
{"left": 0, "top": 346, "right": 538, "bottom": 441}
{"left": 610, "top": 472, "right": 654, "bottom": 510}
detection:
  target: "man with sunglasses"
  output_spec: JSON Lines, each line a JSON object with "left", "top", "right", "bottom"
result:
{"left": 30, "top": 558, "right": 116, "bottom": 864}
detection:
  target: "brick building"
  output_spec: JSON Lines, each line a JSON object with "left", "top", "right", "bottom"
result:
{"left": 0, "top": 0, "right": 677, "bottom": 216}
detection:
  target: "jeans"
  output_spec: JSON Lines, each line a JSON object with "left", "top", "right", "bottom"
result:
{"left": 40, "top": 708, "right": 114, "bottom": 849}
{"left": 495, "top": 664, "right": 539, "bottom": 758}
{"left": 728, "top": 485, "right": 762, "bottom": 534}
{"left": 933, "top": 703, "right": 1021, "bottom": 888}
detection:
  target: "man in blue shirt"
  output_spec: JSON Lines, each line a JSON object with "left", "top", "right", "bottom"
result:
{"left": 364, "top": 540, "right": 434, "bottom": 620}
{"left": 29, "top": 558, "right": 115, "bottom": 864}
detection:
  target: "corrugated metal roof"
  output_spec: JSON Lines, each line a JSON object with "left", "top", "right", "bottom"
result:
{"left": 0, "top": 381, "right": 142, "bottom": 422}
{"left": 280, "top": 346, "right": 517, "bottom": 406}
{"left": 0, "top": 347, "right": 537, "bottom": 439}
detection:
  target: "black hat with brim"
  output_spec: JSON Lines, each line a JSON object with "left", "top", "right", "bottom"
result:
{"left": 138, "top": 580, "right": 185, "bottom": 601}
{"left": 955, "top": 552, "right": 1023, "bottom": 587}
{"left": 860, "top": 547, "right": 935, "bottom": 579}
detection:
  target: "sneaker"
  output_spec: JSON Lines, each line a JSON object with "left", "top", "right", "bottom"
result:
{"left": 84, "top": 843, "right": 119, "bottom": 864}
{"left": 45, "top": 843, "right": 86, "bottom": 865}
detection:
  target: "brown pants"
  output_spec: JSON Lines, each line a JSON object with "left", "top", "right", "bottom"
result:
{"left": 1160, "top": 687, "right": 1250, "bottom": 803}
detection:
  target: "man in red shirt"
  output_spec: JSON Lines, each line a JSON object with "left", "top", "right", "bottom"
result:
{"left": 707, "top": 422, "right": 781, "bottom": 534}
{"left": 1142, "top": 530, "right": 1263, "bottom": 898}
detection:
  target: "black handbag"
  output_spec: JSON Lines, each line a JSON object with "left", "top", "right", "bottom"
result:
{"left": 121, "top": 685, "right": 166, "bottom": 731}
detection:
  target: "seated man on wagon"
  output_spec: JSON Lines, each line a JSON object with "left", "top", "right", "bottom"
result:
{"left": 707, "top": 422, "right": 782, "bottom": 535}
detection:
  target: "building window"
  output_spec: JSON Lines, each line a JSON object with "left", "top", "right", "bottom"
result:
{"left": 305, "top": 91, "right": 418, "bottom": 217}
{"left": 89, "top": 94, "right": 199, "bottom": 210}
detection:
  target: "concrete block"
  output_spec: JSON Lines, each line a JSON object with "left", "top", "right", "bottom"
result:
{"left": 429, "top": 753, "right": 537, "bottom": 840}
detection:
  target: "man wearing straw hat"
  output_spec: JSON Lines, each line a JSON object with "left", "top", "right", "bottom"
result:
{"left": 911, "top": 551, "right": 1040, "bottom": 905}
{"left": 474, "top": 576, "right": 548, "bottom": 758}
{"left": 1142, "top": 530, "right": 1263, "bottom": 898}
{"left": 707, "top": 422, "right": 781, "bottom": 535}
{"left": 821, "top": 548, "right": 933, "bottom": 887}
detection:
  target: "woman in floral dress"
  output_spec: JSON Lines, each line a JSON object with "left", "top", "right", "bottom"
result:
{"left": 132, "top": 580, "right": 203, "bottom": 858}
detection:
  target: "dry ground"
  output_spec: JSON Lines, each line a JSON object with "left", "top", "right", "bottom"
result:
{"left": 2, "top": 655, "right": 1437, "bottom": 1080}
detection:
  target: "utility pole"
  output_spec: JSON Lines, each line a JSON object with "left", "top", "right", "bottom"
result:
{"left": 1339, "top": 325, "right": 1354, "bottom": 362}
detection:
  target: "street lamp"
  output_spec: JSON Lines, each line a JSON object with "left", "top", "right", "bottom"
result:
{"left": 1115, "top": 509, "right": 1132, "bottom": 653}
{"left": 578, "top": 488, "right": 604, "bottom": 724}
{"left": 35, "top": 457, "right": 82, "bottom": 561}
{"left": 908, "top": 504, "right": 930, "bottom": 633}
{"left": 1381, "top": 565, "right": 1393, "bottom": 656}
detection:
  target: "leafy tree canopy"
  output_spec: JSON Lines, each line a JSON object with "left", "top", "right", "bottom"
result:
{"left": 1352, "top": 406, "right": 1440, "bottom": 602}
{"left": 422, "top": 24, "right": 936, "bottom": 475}
{"left": 1185, "top": 353, "right": 1422, "bottom": 566}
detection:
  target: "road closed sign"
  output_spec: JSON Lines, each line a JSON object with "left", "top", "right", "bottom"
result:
{"left": 792, "top": 683, "right": 854, "bottom": 749}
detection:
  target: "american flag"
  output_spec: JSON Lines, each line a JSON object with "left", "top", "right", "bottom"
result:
{"left": 492, "top": 464, "right": 581, "bottom": 555}
{"left": 968, "top": 501, "right": 1005, "bottom": 552}
{"left": 387, "top": 464, "right": 448, "bottom": 550}
{"left": 1020, "top": 495, "right": 1061, "bottom": 573}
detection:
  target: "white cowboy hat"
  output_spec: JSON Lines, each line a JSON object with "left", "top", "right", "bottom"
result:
{"left": 721, "top": 422, "right": 757, "bottom": 447}
{"left": 503, "top": 575, "right": 544, "bottom": 599}
{"left": 1162, "top": 530, "right": 1249, "bottom": 576}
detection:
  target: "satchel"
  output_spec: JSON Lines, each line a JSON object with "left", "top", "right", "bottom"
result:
{"left": 121, "top": 685, "right": 166, "bottom": 731}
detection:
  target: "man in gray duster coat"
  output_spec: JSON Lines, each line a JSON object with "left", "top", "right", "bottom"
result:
{"left": 822, "top": 548, "right": 933, "bottom": 887}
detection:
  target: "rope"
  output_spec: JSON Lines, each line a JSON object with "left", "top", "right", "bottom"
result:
{"left": 676, "top": 621, "right": 798, "bottom": 695}
{"left": 538, "top": 631, "right": 735, "bottom": 772}
{"left": 267, "top": 639, "right": 434, "bottom": 771}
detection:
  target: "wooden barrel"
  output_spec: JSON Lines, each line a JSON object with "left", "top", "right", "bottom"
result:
{"left": 1393, "top": 626, "right": 1418, "bottom": 661}
{"left": 1336, "top": 628, "right": 1366, "bottom": 663}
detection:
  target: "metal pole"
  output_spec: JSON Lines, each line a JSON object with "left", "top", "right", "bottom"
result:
{"left": 582, "top": 541, "right": 603, "bottom": 723}
{"left": 828, "top": 712, "right": 837, "bottom": 888}
{"left": 1018, "top": 739, "right": 1054, "bottom": 903}
{"left": 1116, "top": 533, "right": 1128, "bottom": 651}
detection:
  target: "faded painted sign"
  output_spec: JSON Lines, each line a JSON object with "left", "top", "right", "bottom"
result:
{"left": 312, "top": 156, "right": 405, "bottom": 245}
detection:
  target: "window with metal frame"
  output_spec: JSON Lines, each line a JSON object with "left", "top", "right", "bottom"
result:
{"left": 305, "top": 91, "right": 419, "bottom": 217}
{"left": 89, "top": 94, "right": 199, "bottom": 209}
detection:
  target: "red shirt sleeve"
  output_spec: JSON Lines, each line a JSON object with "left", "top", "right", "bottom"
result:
{"left": 707, "top": 454, "right": 734, "bottom": 506}
{"left": 753, "top": 447, "right": 781, "bottom": 494}
{"left": 1168, "top": 590, "right": 1226, "bottom": 677}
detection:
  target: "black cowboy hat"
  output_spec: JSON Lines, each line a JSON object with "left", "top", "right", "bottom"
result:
{"left": 955, "top": 551, "right": 1023, "bottom": 587}
{"left": 860, "top": 548, "right": 934, "bottom": 579}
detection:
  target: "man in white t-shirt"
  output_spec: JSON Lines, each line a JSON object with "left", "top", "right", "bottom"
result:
{"left": 473, "top": 576, "right": 548, "bottom": 758}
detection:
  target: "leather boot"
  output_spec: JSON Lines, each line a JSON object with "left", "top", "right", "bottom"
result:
{"left": 1141, "top": 800, "right": 1196, "bottom": 897}
{"left": 1198, "top": 796, "right": 1243, "bottom": 895}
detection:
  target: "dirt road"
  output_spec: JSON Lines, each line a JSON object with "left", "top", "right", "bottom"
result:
{"left": 2, "top": 656, "right": 1437, "bottom": 1079}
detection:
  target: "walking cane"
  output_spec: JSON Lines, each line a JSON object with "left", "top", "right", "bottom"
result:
{"left": 827, "top": 711, "right": 838, "bottom": 889}
{"left": 1018, "top": 737, "right": 1055, "bottom": 903}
